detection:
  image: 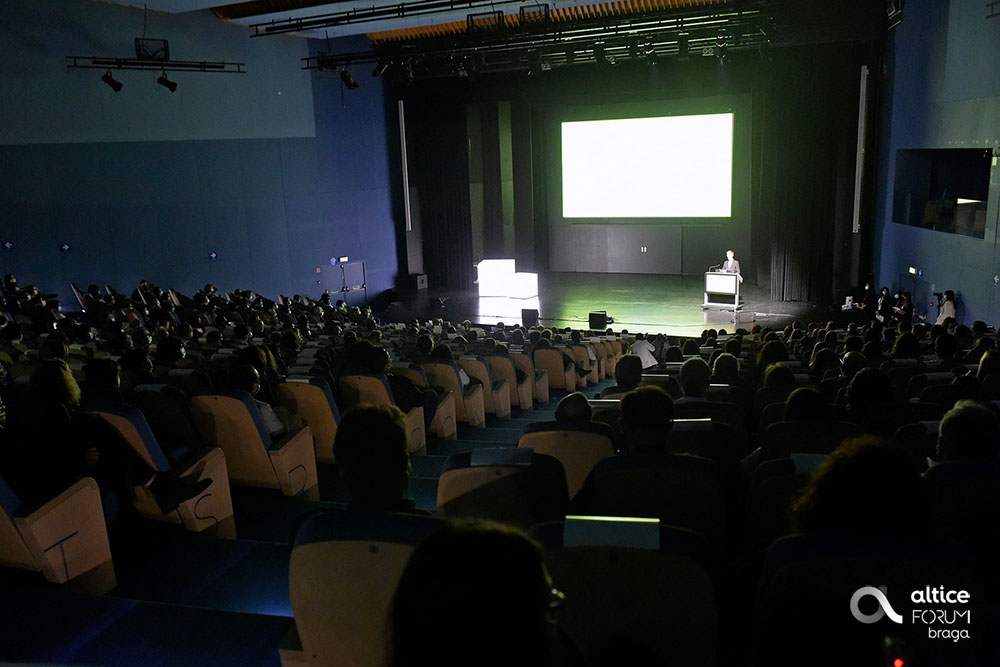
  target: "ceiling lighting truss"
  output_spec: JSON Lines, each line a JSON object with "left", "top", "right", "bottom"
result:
{"left": 66, "top": 56, "right": 245, "bottom": 73}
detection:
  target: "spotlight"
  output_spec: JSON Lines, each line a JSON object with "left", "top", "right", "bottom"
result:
{"left": 101, "top": 70, "right": 123, "bottom": 92}
{"left": 372, "top": 59, "right": 391, "bottom": 77}
{"left": 156, "top": 73, "right": 177, "bottom": 92}
{"left": 339, "top": 69, "right": 359, "bottom": 89}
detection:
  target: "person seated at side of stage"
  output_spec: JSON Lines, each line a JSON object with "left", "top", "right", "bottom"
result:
{"left": 934, "top": 400, "right": 1000, "bottom": 463}
{"left": 629, "top": 333, "right": 658, "bottom": 370}
{"left": 333, "top": 404, "right": 416, "bottom": 512}
{"left": 599, "top": 355, "right": 643, "bottom": 398}
{"left": 675, "top": 357, "right": 711, "bottom": 403}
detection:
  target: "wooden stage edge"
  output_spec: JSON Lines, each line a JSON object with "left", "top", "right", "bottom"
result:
{"left": 386, "top": 272, "right": 834, "bottom": 338}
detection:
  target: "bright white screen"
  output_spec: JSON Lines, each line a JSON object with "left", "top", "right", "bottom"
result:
{"left": 561, "top": 113, "right": 734, "bottom": 218}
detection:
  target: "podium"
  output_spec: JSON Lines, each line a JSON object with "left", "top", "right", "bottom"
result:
{"left": 703, "top": 271, "right": 740, "bottom": 310}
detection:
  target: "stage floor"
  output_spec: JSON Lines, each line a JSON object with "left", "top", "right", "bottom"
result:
{"left": 388, "top": 272, "right": 823, "bottom": 337}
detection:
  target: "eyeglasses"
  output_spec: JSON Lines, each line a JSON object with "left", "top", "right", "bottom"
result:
{"left": 548, "top": 587, "right": 566, "bottom": 611}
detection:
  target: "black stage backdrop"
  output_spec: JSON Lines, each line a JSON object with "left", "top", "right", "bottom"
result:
{"left": 397, "top": 37, "right": 881, "bottom": 304}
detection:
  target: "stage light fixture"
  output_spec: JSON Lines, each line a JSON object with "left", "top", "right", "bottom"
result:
{"left": 156, "top": 73, "right": 177, "bottom": 92}
{"left": 715, "top": 34, "right": 729, "bottom": 62}
{"left": 101, "top": 70, "right": 123, "bottom": 92}
{"left": 339, "top": 69, "right": 359, "bottom": 89}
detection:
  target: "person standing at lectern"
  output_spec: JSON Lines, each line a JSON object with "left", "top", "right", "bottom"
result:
{"left": 723, "top": 249, "right": 743, "bottom": 283}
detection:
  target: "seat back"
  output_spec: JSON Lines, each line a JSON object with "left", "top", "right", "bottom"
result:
{"left": 755, "top": 534, "right": 982, "bottom": 667}
{"left": 290, "top": 511, "right": 447, "bottom": 667}
{"left": 743, "top": 456, "right": 826, "bottom": 554}
{"left": 278, "top": 378, "right": 340, "bottom": 464}
{"left": 130, "top": 384, "right": 206, "bottom": 466}
{"left": 83, "top": 401, "right": 172, "bottom": 474}
{"left": 518, "top": 424, "right": 615, "bottom": 498}
{"left": 338, "top": 374, "right": 393, "bottom": 410}
{"left": 0, "top": 474, "right": 36, "bottom": 571}
{"left": 164, "top": 368, "right": 213, "bottom": 395}
{"left": 510, "top": 351, "right": 548, "bottom": 403}
{"left": 437, "top": 449, "right": 569, "bottom": 529}
{"left": 534, "top": 348, "right": 574, "bottom": 390}
{"left": 580, "top": 454, "right": 727, "bottom": 551}
{"left": 422, "top": 362, "right": 470, "bottom": 421}
{"left": 759, "top": 421, "right": 860, "bottom": 460}
{"left": 486, "top": 355, "right": 521, "bottom": 407}
{"left": 457, "top": 356, "right": 507, "bottom": 416}
{"left": 190, "top": 392, "right": 278, "bottom": 489}
{"left": 530, "top": 517, "right": 717, "bottom": 667}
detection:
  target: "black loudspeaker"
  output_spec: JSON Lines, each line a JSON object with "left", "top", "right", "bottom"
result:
{"left": 589, "top": 311, "right": 607, "bottom": 330}
{"left": 522, "top": 308, "right": 539, "bottom": 328}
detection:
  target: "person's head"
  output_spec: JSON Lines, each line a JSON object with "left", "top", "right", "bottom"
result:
{"left": 845, "top": 367, "right": 896, "bottom": 429}
{"left": 613, "top": 355, "right": 643, "bottom": 390}
{"left": 791, "top": 436, "right": 927, "bottom": 536}
{"left": 809, "top": 348, "right": 839, "bottom": 377}
{"left": 934, "top": 333, "right": 957, "bottom": 362}
{"left": 619, "top": 386, "right": 674, "bottom": 453}
{"left": 678, "top": 357, "right": 711, "bottom": 398}
{"left": 334, "top": 404, "right": 410, "bottom": 510}
{"left": 757, "top": 340, "right": 789, "bottom": 368}
{"left": 155, "top": 336, "right": 186, "bottom": 365}
{"left": 231, "top": 364, "right": 262, "bottom": 397}
{"left": 976, "top": 349, "right": 1000, "bottom": 381}
{"left": 763, "top": 363, "right": 796, "bottom": 388}
{"left": 890, "top": 332, "right": 920, "bottom": 359}
{"left": 783, "top": 387, "right": 828, "bottom": 422}
{"left": 711, "top": 353, "right": 739, "bottom": 381}
{"left": 841, "top": 351, "right": 868, "bottom": 380}
{"left": 32, "top": 359, "right": 81, "bottom": 407}
{"left": 726, "top": 249, "right": 735, "bottom": 260}
{"left": 554, "top": 392, "right": 592, "bottom": 423}
{"left": 937, "top": 400, "right": 1000, "bottom": 462}
{"left": 389, "top": 521, "right": 555, "bottom": 667}
{"left": 84, "top": 358, "right": 120, "bottom": 388}
{"left": 430, "top": 344, "right": 454, "bottom": 362}
{"left": 664, "top": 346, "right": 683, "bottom": 362}
{"left": 39, "top": 334, "right": 68, "bottom": 362}
{"left": 363, "top": 345, "right": 392, "bottom": 375}
{"left": 681, "top": 339, "right": 700, "bottom": 356}
{"left": 416, "top": 334, "right": 434, "bottom": 356}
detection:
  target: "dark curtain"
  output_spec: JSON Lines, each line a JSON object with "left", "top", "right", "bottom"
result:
{"left": 758, "top": 43, "right": 879, "bottom": 303}
{"left": 405, "top": 94, "right": 475, "bottom": 290}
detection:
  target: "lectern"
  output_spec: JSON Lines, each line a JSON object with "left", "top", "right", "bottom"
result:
{"left": 703, "top": 272, "right": 740, "bottom": 310}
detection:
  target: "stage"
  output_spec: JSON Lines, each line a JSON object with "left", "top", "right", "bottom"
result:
{"left": 387, "top": 272, "right": 827, "bottom": 337}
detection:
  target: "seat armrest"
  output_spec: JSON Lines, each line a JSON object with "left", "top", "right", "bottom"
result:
{"left": 15, "top": 478, "right": 114, "bottom": 587}
{"left": 267, "top": 426, "right": 319, "bottom": 499}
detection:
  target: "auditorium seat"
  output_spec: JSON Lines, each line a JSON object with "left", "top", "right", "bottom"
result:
{"left": 667, "top": 418, "right": 748, "bottom": 468}
{"left": 457, "top": 355, "right": 510, "bottom": 418}
{"left": 530, "top": 516, "right": 718, "bottom": 667}
{"left": 164, "top": 368, "right": 213, "bottom": 395}
{"left": 569, "top": 344, "right": 599, "bottom": 385}
{"left": 511, "top": 350, "right": 550, "bottom": 404}
{"left": 129, "top": 383, "right": 208, "bottom": 465}
{"left": 673, "top": 399, "right": 744, "bottom": 429}
{"left": 288, "top": 510, "right": 446, "bottom": 667}
{"left": 743, "top": 455, "right": 826, "bottom": 554}
{"left": 486, "top": 354, "right": 533, "bottom": 409}
{"left": 534, "top": 347, "right": 576, "bottom": 392}
{"left": 276, "top": 377, "right": 341, "bottom": 463}
{"left": 436, "top": 448, "right": 569, "bottom": 529}
{"left": 892, "top": 421, "right": 940, "bottom": 471}
{"left": 924, "top": 458, "right": 1000, "bottom": 597}
{"left": 83, "top": 401, "right": 236, "bottom": 538}
{"left": 191, "top": 391, "right": 319, "bottom": 500}
{"left": 338, "top": 374, "right": 426, "bottom": 454}
{"left": 0, "top": 474, "right": 116, "bottom": 594}
{"left": 758, "top": 420, "right": 861, "bottom": 460}
{"left": 754, "top": 534, "right": 983, "bottom": 667}
{"left": 390, "top": 362, "right": 458, "bottom": 440}
{"left": 421, "top": 361, "right": 487, "bottom": 428}
{"left": 517, "top": 421, "right": 616, "bottom": 498}
{"left": 574, "top": 452, "right": 727, "bottom": 552}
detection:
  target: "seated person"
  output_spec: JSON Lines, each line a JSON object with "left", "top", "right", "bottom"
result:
{"left": 599, "top": 354, "right": 642, "bottom": 398}
{"left": 710, "top": 352, "right": 740, "bottom": 386}
{"left": 230, "top": 365, "right": 300, "bottom": 439}
{"left": 629, "top": 333, "right": 658, "bottom": 370}
{"left": 783, "top": 387, "right": 828, "bottom": 422}
{"left": 935, "top": 400, "right": 1000, "bottom": 463}
{"left": 791, "top": 436, "right": 927, "bottom": 536}
{"left": 333, "top": 404, "right": 414, "bottom": 512}
{"left": 389, "top": 521, "right": 562, "bottom": 667}
{"left": 553, "top": 392, "right": 592, "bottom": 424}
{"left": 617, "top": 385, "right": 675, "bottom": 454}
{"left": 676, "top": 357, "right": 711, "bottom": 403}
{"left": 430, "top": 343, "right": 475, "bottom": 388}
{"left": 363, "top": 345, "right": 437, "bottom": 429}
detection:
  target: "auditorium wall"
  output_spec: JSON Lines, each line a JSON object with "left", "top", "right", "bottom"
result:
{"left": 875, "top": 0, "right": 1000, "bottom": 324}
{"left": 0, "top": 0, "right": 398, "bottom": 308}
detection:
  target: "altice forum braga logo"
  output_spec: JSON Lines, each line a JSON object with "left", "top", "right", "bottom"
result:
{"left": 850, "top": 585, "right": 972, "bottom": 642}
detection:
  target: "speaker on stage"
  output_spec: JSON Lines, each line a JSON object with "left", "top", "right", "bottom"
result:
{"left": 522, "top": 308, "right": 539, "bottom": 328}
{"left": 589, "top": 311, "right": 607, "bottom": 330}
